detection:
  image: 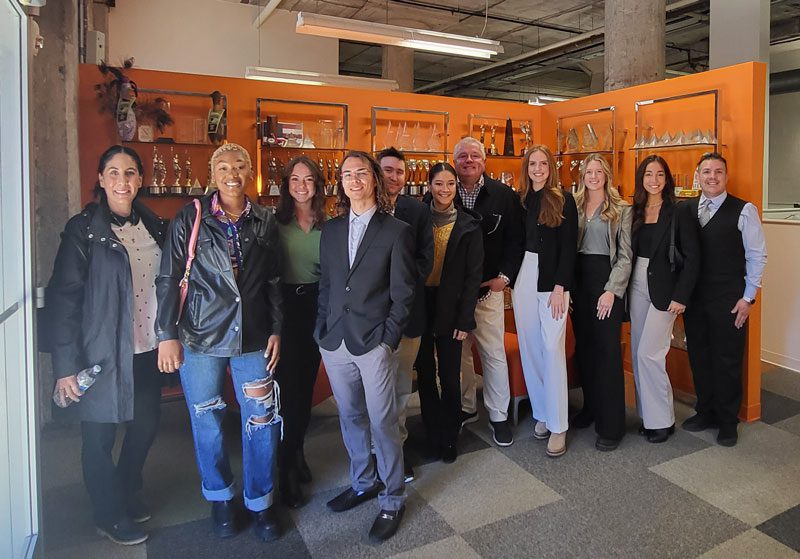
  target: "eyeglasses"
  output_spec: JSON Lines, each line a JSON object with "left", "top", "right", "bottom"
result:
{"left": 341, "top": 170, "right": 371, "bottom": 183}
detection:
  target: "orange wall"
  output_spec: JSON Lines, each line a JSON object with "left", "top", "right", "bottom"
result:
{"left": 78, "top": 62, "right": 766, "bottom": 421}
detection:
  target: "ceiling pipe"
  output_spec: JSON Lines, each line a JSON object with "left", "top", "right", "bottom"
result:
{"left": 414, "top": 0, "right": 707, "bottom": 94}
{"left": 771, "top": 69, "right": 800, "bottom": 95}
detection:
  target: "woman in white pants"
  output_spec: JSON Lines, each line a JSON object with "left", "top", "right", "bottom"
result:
{"left": 512, "top": 145, "right": 578, "bottom": 458}
{"left": 629, "top": 155, "right": 700, "bottom": 443}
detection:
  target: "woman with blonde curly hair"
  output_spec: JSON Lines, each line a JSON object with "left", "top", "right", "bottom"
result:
{"left": 156, "top": 142, "right": 284, "bottom": 542}
{"left": 512, "top": 145, "right": 577, "bottom": 458}
{"left": 571, "top": 153, "right": 633, "bottom": 452}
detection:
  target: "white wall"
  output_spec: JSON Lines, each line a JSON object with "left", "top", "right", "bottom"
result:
{"left": 768, "top": 91, "right": 800, "bottom": 208}
{"left": 762, "top": 221, "right": 800, "bottom": 372}
{"left": 107, "top": 1, "right": 338, "bottom": 78}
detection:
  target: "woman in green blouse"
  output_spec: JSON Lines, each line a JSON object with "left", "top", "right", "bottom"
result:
{"left": 275, "top": 155, "right": 327, "bottom": 508}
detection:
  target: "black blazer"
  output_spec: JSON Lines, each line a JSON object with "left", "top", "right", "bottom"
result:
{"left": 427, "top": 207, "right": 484, "bottom": 335}
{"left": 394, "top": 195, "right": 434, "bottom": 338}
{"left": 315, "top": 211, "right": 416, "bottom": 355}
{"left": 522, "top": 190, "right": 578, "bottom": 292}
{"left": 455, "top": 175, "right": 524, "bottom": 289}
{"left": 631, "top": 201, "right": 701, "bottom": 310}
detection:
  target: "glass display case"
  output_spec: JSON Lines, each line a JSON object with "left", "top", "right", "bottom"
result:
{"left": 555, "top": 105, "right": 619, "bottom": 194}
{"left": 467, "top": 114, "right": 533, "bottom": 191}
{"left": 632, "top": 90, "right": 720, "bottom": 198}
{"left": 371, "top": 106, "right": 449, "bottom": 196}
{"left": 122, "top": 88, "right": 227, "bottom": 197}
{"left": 255, "top": 98, "right": 348, "bottom": 205}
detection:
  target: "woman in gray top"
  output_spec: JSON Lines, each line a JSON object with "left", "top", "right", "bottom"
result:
{"left": 571, "top": 153, "right": 632, "bottom": 452}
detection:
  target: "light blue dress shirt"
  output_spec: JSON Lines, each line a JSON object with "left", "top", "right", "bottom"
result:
{"left": 698, "top": 191, "right": 767, "bottom": 301}
{"left": 348, "top": 204, "right": 378, "bottom": 267}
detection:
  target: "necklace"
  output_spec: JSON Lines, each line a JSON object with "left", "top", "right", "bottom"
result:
{"left": 222, "top": 209, "right": 243, "bottom": 221}
{"left": 646, "top": 201, "right": 663, "bottom": 209}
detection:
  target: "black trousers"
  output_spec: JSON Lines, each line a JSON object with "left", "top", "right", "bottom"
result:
{"left": 275, "top": 283, "right": 321, "bottom": 462}
{"left": 684, "top": 291, "right": 747, "bottom": 426}
{"left": 572, "top": 254, "right": 626, "bottom": 440}
{"left": 416, "top": 287, "right": 463, "bottom": 448}
{"left": 81, "top": 349, "right": 161, "bottom": 525}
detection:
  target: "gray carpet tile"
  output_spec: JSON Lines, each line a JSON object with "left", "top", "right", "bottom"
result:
{"left": 652, "top": 422, "right": 800, "bottom": 526}
{"left": 41, "top": 482, "right": 101, "bottom": 552}
{"left": 762, "top": 365, "right": 800, "bottom": 402}
{"left": 698, "top": 529, "right": 798, "bottom": 559}
{"left": 387, "top": 535, "right": 481, "bottom": 559}
{"left": 774, "top": 413, "right": 800, "bottom": 438}
{"left": 403, "top": 412, "right": 490, "bottom": 468}
{"left": 49, "top": 538, "right": 148, "bottom": 559}
{"left": 288, "top": 485, "right": 454, "bottom": 558}
{"left": 758, "top": 504, "right": 800, "bottom": 552}
{"left": 144, "top": 508, "right": 311, "bottom": 559}
{"left": 760, "top": 389, "right": 800, "bottom": 424}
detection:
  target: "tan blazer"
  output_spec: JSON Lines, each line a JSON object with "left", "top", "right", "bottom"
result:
{"left": 576, "top": 203, "right": 633, "bottom": 298}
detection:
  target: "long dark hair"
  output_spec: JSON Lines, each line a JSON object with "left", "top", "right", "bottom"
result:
{"left": 428, "top": 161, "right": 457, "bottom": 183}
{"left": 335, "top": 151, "right": 392, "bottom": 215}
{"left": 275, "top": 155, "right": 327, "bottom": 228}
{"left": 93, "top": 145, "right": 144, "bottom": 200}
{"left": 632, "top": 155, "right": 675, "bottom": 233}
{"left": 519, "top": 144, "right": 565, "bottom": 228}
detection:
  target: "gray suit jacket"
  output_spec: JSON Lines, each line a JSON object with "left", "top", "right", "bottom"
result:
{"left": 576, "top": 203, "right": 633, "bottom": 298}
{"left": 315, "top": 211, "right": 416, "bottom": 355}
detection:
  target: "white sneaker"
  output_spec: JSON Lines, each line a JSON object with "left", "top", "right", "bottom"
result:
{"left": 533, "top": 421, "right": 550, "bottom": 440}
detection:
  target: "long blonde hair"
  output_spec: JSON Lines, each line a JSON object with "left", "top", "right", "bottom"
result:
{"left": 574, "top": 153, "right": 624, "bottom": 224}
{"left": 518, "top": 145, "right": 565, "bottom": 228}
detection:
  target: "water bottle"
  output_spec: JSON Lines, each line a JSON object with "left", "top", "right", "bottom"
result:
{"left": 52, "top": 365, "right": 102, "bottom": 408}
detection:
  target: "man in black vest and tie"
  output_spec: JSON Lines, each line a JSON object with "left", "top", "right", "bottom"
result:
{"left": 315, "top": 151, "right": 415, "bottom": 542}
{"left": 377, "top": 147, "right": 434, "bottom": 483}
{"left": 683, "top": 152, "right": 767, "bottom": 446}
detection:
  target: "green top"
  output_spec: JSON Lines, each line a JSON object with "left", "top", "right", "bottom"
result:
{"left": 278, "top": 218, "right": 322, "bottom": 284}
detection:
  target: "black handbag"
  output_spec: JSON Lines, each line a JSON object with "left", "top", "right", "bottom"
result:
{"left": 668, "top": 215, "right": 685, "bottom": 273}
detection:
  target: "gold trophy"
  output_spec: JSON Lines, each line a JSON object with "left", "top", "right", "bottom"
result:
{"left": 489, "top": 125, "right": 498, "bottom": 156}
{"left": 479, "top": 123, "right": 486, "bottom": 147}
{"left": 184, "top": 155, "right": 193, "bottom": 188}
{"left": 204, "top": 159, "right": 216, "bottom": 195}
{"left": 520, "top": 122, "right": 532, "bottom": 156}
{"left": 149, "top": 147, "right": 164, "bottom": 195}
{"left": 170, "top": 151, "right": 184, "bottom": 194}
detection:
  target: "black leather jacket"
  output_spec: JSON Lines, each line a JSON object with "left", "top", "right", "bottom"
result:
{"left": 156, "top": 196, "right": 282, "bottom": 356}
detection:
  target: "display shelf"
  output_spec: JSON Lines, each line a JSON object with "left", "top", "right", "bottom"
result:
{"left": 633, "top": 90, "right": 719, "bottom": 201}
{"left": 140, "top": 191, "right": 205, "bottom": 198}
{"left": 371, "top": 106, "right": 449, "bottom": 155}
{"left": 555, "top": 106, "right": 618, "bottom": 193}
{"left": 256, "top": 97, "right": 348, "bottom": 149}
{"left": 468, "top": 114, "right": 532, "bottom": 157}
{"left": 124, "top": 140, "right": 215, "bottom": 148}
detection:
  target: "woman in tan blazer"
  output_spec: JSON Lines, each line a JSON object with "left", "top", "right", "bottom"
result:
{"left": 571, "top": 153, "right": 633, "bottom": 451}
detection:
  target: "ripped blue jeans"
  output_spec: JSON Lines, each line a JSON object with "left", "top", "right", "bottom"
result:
{"left": 179, "top": 346, "right": 281, "bottom": 512}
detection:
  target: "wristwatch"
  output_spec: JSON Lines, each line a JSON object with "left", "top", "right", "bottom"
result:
{"left": 743, "top": 296, "right": 756, "bottom": 305}
{"left": 498, "top": 273, "right": 511, "bottom": 286}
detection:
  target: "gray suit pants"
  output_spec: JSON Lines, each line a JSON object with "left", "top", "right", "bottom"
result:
{"left": 321, "top": 341, "right": 406, "bottom": 511}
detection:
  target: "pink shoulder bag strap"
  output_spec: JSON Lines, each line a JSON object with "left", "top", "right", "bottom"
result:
{"left": 177, "top": 199, "right": 202, "bottom": 324}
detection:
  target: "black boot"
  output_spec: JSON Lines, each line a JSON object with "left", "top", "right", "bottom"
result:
{"left": 280, "top": 465, "right": 306, "bottom": 509}
{"left": 296, "top": 447, "right": 312, "bottom": 484}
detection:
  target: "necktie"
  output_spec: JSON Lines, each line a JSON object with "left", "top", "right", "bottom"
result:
{"left": 699, "top": 199, "right": 712, "bottom": 227}
{"left": 349, "top": 217, "right": 364, "bottom": 266}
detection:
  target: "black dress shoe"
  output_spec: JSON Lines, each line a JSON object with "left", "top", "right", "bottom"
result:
{"left": 296, "top": 448, "right": 312, "bottom": 484}
{"left": 280, "top": 467, "right": 306, "bottom": 509}
{"left": 441, "top": 444, "right": 457, "bottom": 464}
{"left": 96, "top": 517, "right": 148, "bottom": 546}
{"left": 368, "top": 505, "right": 405, "bottom": 543}
{"left": 717, "top": 424, "right": 738, "bottom": 447}
{"left": 326, "top": 485, "right": 382, "bottom": 512}
{"left": 682, "top": 413, "right": 718, "bottom": 432}
{"left": 637, "top": 423, "right": 651, "bottom": 437}
{"left": 403, "top": 454, "right": 415, "bottom": 483}
{"left": 253, "top": 507, "right": 282, "bottom": 542}
{"left": 595, "top": 437, "right": 621, "bottom": 451}
{"left": 647, "top": 424, "right": 676, "bottom": 444}
{"left": 572, "top": 410, "right": 594, "bottom": 429}
{"left": 211, "top": 500, "right": 238, "bottom": 538}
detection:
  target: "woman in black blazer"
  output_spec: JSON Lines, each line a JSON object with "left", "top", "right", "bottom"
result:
{"left": 416, "top": 162, "right": 483, "bottom": 463}
{"left": 629, "top": 155, "right": 700, "bottom": 443}
{"left": 512, "top": 145, "right": 578, "bottom": 458}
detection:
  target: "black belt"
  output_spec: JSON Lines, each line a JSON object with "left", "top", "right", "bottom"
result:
{"left": 284, "top": 282, "right": 318, "bottom": 296}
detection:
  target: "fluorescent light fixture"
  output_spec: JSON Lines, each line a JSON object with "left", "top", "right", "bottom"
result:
{"left": 528, "top": 94, "right": 570, "bottom": 105}
{"left": 296, "top": 12, "right": 504, "bottom": 59}
{"left": 245, "top": 66, "right": 399, "bottom": 91}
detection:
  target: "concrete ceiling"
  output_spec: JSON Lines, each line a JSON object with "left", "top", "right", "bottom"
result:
{"left": 255, "top": 0, "right": 799, "bottom": 101}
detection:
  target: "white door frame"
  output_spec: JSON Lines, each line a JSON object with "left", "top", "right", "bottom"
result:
{"left": 0, "top": 1, "right": 38, "bottom": 557}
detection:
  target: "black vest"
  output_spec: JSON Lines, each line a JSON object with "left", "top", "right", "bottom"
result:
{"left": 695, "top": 194, "right": 746, "bottom": 301}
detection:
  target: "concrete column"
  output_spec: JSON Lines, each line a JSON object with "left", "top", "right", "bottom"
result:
{"left": 31, "top": 0, "right": 81, "bottom": 424}
{"left": 382, "top": 45, "right": 414, "bottom": 92}
{"left": 709, "top": 0, "right": 769, "bottom": 68}
{"left": 604, "top": 0, "right": 666, "bottom": 91}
